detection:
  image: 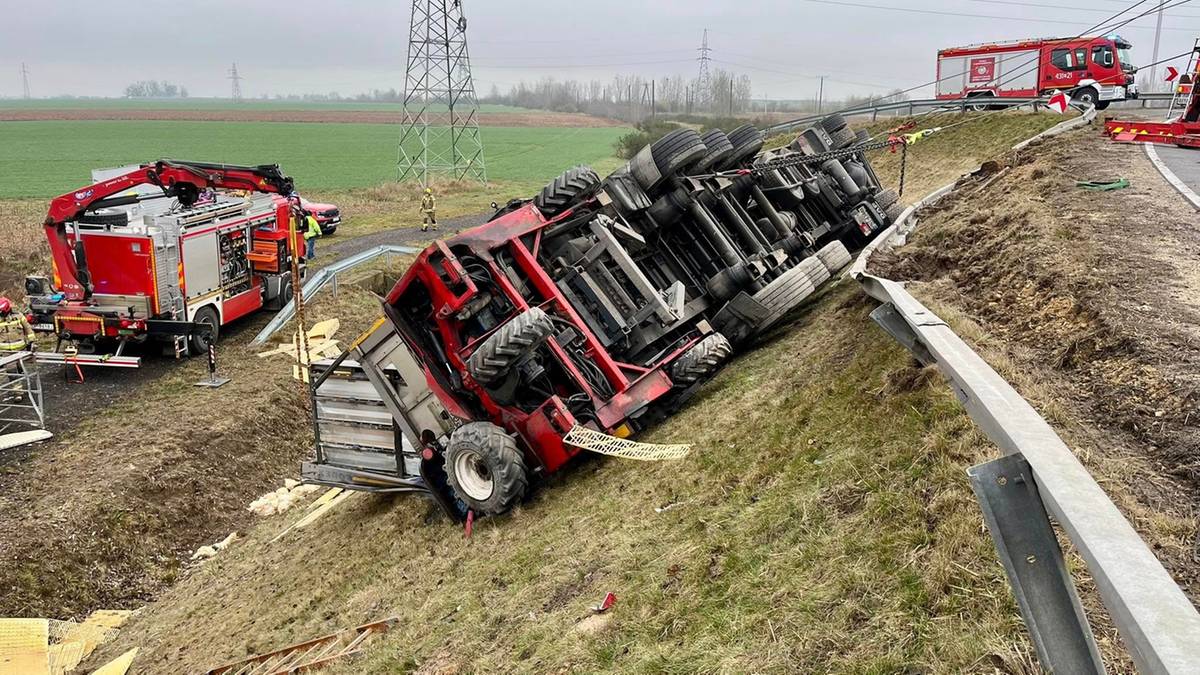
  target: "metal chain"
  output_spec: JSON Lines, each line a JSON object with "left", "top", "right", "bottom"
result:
{"left": 898, "top": 141, "right": 908, "bottom": 198}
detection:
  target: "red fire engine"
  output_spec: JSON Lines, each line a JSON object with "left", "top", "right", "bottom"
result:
{"left": 937, "top": 35, "right": 1137, "bottom": 109}
{"left": 26, "top": 160, "right": 306, "bottom": 368}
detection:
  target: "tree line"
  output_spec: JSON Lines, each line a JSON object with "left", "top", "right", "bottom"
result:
{"left": 124, "top": 80, "right": 189, "bottom": 98}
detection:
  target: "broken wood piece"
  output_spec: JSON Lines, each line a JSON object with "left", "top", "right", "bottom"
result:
{"left": 90, "top": 647, "right": 138, "bottom": 675}
{"left": 204, "top": 618, "right": 395, "bottom": 675}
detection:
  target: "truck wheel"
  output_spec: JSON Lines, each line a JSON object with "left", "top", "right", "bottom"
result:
{"left": 819, "top": 113, "right": 848, "bottom": 135}
{"left": 669, "top": 332, "right": 732, "bottom": 386}
{"left": 753, "top": 264, "right": 815, "bottom": 330}
{"left": 1094, "top": 100, "right": 1110, "bottom": 111}
{"left": 1072, "top": 87, "right": 1098, "bottom": 108}
{"left": 630, "top": 129, "right": 708, "bottom": 191}
{"left": 695, "top": 129, "right": 734, "bottom": 172}
{"left": 188, "top": 306, "right": 219, "bottom": 356}
{"left": 815, "top": 241, "right": 853, "bottom": 274}
{"left": 875, "top": 188, "right": 899, "bottom": 211}
{"left": 854, "top": 129, "right": 871, "bottom": 146}
{"left": 534, "top": 166, "right": 600, "bottom": 217}
{"left": 467, "top": 307, "right": 555, "bottom": 385}
{"left": 796, "top": 255, "right": 831, "bottom": 288}
{"left": 721, "top": 124, "right": 765, "bottom": 169}
{"left": 885, "top": 201, "right": 905, "bottom": 224}
{"left": 828, "top": 125, "right": 856, "bottom": 150}
{"left": 445, "top": 421, "right": 528, "bottom": 516}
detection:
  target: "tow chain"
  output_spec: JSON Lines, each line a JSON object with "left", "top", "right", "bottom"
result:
{"left": 287, "top": 204, "right": 311, "bottom": 410}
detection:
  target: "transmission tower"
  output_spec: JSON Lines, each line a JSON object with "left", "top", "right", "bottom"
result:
{"left": 697, "top": 29, "right": 713, "bottom": 110}
{"left": 228, "top": 63, "right": 243, "bottom": 103}
{"left": 20, "top": 62, "right": 31, "bottom": 100}
{"left": 397, "top": 0, "right": 487, "bottom": 185}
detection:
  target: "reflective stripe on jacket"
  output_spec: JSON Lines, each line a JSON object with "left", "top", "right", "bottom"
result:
{"left": 304, "top": 215, "right": 321, "bottom": 240}
{"left": 421, "top": 195, "right": 436, "bottom": 213}
{"left": 0, "top": 313, "right": 34, "bottom": 351}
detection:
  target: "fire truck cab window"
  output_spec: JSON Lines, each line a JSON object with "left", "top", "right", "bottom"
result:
{"left": 1050, "top": 48, "right": 1087, "bottom": 71}
{"left": 1092, "top": 45, "right": 1114, "bottom": 68}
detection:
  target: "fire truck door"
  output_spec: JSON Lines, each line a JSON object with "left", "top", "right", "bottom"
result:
{"left": 1046, "top": 46, "right": 1089, "bottom": 89}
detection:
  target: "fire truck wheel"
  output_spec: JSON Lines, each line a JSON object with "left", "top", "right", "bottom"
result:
{"left": 874, "top": 188, "right": 899, "bottom": 211}
{"left": 445, "top": 422, "right": 528, "bottom": 516}
{"left": 467, "top": 307, "right": 555, "bottom": 385}
{"left": 753, "top": 264, "right": 815, "bottom": 330}
{"left": 722, "top": 124, "right": 765, "bottom": 169}
{"left": 534, "top": 166, "right": 600, "bottom": 217}
{"left": 829, "top": 125, "right": 856, "bottom": 150}
{"left": 188, "top": 306, "right": 219, "bottom": 356}
{"left": 819, "top": 113, "right": 848, "bottom": 135}
{"left": 669, "top": 332, "right": 733, "bottom": 386}
{"left": 1072, "top": 86, "right": 1098, "bottom": 108}
{"left": 815, "top": 241, "right": 853, "bottom": 274}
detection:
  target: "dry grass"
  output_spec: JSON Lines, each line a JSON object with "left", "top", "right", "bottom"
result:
{"left": 0, "top": 198, "right": 50, "bottom": 297}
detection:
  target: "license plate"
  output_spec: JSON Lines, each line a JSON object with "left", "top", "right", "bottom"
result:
{"left": 33, "top": 323, "right": 53, "bottom": 331}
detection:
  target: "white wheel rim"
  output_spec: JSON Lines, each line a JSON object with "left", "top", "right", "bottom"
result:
{"left": 454, "top": 451, "right": 494, "bottom": 501}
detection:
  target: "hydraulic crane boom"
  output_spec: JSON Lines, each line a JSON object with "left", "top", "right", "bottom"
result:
{"left": 44, "top": 159, "right": 297, "bottom": 300}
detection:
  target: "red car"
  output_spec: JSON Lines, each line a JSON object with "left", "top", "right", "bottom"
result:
{"left": 300, "top": 197, "right": 341, "bottom": 235}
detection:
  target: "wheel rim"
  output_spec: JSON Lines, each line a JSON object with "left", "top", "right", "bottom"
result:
{"left": 454, "top": 451, "right": 494, "bottom": 501}
{"left": 197, "top": 317, "right": 216, "bottom": 348}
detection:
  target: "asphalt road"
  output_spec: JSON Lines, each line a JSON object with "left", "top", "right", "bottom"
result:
{"left": 1155, "top": 144, "right": 1200, "bottom": 198}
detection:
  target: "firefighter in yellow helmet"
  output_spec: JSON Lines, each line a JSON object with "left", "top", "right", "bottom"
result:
{"left": 420, "top": 187, "right": 438, "bottom": 233}
{"left": 0, "top": 297, "right": 35, "bottom": 353}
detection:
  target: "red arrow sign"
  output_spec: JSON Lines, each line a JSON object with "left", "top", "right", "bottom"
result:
{"left": 1166, "top": 66, "right": 1179, "bottom": 82}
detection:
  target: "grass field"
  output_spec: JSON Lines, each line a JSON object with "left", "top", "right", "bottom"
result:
{"left": 0, "top": 98, "right": 530, "bottom": 113}
{"left": 0, "top": 120, "right": 629, "bottom": 197}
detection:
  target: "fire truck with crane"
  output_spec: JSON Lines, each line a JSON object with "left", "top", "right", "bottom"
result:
{"left": 1104, "top": 37, "right": 1200, "bottom": 148}
{"left": 937, "top": 34, "right": 1138, "bottom": 110}
{"left": 25, "top": 160, "right": 307, "bottom": 368}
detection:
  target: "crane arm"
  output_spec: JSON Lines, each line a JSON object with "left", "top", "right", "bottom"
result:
{"left": 43, "top": 159, "right": 297, "bottom": 300}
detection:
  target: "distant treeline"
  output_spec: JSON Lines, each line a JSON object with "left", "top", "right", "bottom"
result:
{"left": 124, "top": 80, "right": 189, "bottom": 98}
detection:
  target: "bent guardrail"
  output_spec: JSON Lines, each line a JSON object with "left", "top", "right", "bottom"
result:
{"left": 850, "top": 104, "right": 1200, "bottom": 673}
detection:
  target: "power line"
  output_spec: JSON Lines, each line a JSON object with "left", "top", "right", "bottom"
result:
{"left": 953, "top": 0, "right": 1200, "bottom": 18}
{"left": 794, "top": 0, "right": 1200, "bottom": 31}
{"left": 228, "top": 63, "right": 243, "bottom": 103}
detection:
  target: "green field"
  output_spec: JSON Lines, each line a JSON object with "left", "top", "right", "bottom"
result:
{"left": 0, "top": 120, "right": 630, "bottom": 197}
{"left": 0, "top": 97, "right": 531, "bottom": 113}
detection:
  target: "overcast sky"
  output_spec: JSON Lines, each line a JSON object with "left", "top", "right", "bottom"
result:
{"left": 2, "top": 0, "right": 1197, "bottom": 101}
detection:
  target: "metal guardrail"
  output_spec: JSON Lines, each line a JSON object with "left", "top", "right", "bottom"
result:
{"left": 252, "top": 245, "right": 417, "bottom": 344}
{"left": 850, "top": 103, "right": 1200, "bottom": 672}
{"left": 767, "top": 92, "right": 1173, "bottom": 134}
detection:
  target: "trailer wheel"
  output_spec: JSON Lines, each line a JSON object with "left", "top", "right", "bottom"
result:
{"left": 721, "top": 124, "right": 765, "bottom": 169}
{"left": 467, "top": 307, "right": 555, "bottom": 385}
{"left": 445, "top": 421, "right": 528, "bottom": 516}
{"left": 695, "top": 129, "right": 735, "bottom": 172}
{"left": 884, "top": 201, "right": 905, "bottom": 224}
{"left": 815, "top": 241, "right": 853, "bottom": 274}
{"left": 819, "top": 113, "right": 848, "bottom": 134}
{"left": 753, "top": 264, "right": 815, "bottom": 330}
{"left": 631, "top": 129, "right": 709, "bottom": 191}
{"left": 854, "top": 129, "right": 871, "bottom": 145}
{"left": 669, "top": 332, "right": 732, "bottom": 386}
{"left": 828, "top": 125, "right": 856, "bottom": 150}
{"left": 796, "top": 255, "right": 832, "bottom": 288}
{"left": 534, "top": 166, "right": 600, "bottom": 217}
{"left": 188, "top": 306, "right": 219, "bottom": 356}
{"left": 874, "top": 188, "right": 899, "bottom": 211}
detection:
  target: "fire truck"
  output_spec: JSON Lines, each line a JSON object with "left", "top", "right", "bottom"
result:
{"left": 25, "top": 160, "right": 306, "bottom": 368}
{"left": 937, "top": 35, "right": 1137, "bottom": 110}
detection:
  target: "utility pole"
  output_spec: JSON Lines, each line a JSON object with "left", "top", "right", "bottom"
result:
{"left": 651, "top": 80, "right": 655, "bottom": 120}
{"left": 697, "top": 28, "right": 713, "bottom": 111}
{"left": 228, "top": 63, "right": 243, "bottom": 103}
{"left": 397, "top": 0, "right": 487, "bottom": 185}
{"left": 817, "top": 75, "right": 826, "bottom": 114}
{"left": 728, "top": 78, "right": 734, "bottom": 116}
{"left": 20, "top": 62, "right": 31, "bottom": 100}
{"left": 1150, "top": 3, "right": 1165, "bottom": 93}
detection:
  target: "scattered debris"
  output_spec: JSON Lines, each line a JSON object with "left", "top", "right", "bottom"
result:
{"left": 89, "top": 647, "right": 138, "bottom": 675}
{"left": 205, "top": 617, "right": 397, "bottom": 675}
{"left": 257, "top": 319, "right": 342, "bottom": 383}
{"left": 654, "top": 501, "right": 685, "bottom": 514}
{"left": 268, "top": 488, "right": 356, "bottom": 543}
{"left": 591, "top": 592, "right": 617, "bottom": 613}
{"left": 0, "top": 610, "right": 133, "bottom": 675}
{"left": 248, "top": 481, "right": 323, "bottom": 517}
{"left": 190, "top": 532, "right": 238, "bottom": 562}
{"left": 1076, "top": 177, "right": 1130, "bottom": 191}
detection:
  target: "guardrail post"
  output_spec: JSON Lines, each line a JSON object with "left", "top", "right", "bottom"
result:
{"left": 967, "top": 454, "right": 1105, "bottom": 674}
{"left": 868, "top": 303, "right": 935, "bottom": 366}
{"left": 907, "top": 102, "right": 914, "bottom": 116}
{"left": 872, "top": 108, "right": 878, "bottom": 122}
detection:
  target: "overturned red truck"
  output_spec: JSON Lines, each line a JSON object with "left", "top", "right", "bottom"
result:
{"left": 304, "top": 117, "right": 902, "bottom": 519}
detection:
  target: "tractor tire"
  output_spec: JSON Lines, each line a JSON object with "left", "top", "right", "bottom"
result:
{"left": 445, "top": 421, "right": 528, "bottom": 516}
{"left": 534, "top": 166, "right": 600, "bottom": 217}
{"left": 815, "top": 241, "right": 853, "bottom": 273}
{"left": 631, "top": 129, "right": 708, "bottom": 191}
{"left": 820, "top": 113, "right": 848, "bottom": 134}
{"left": 695, "top": 129, "right": 734, "bottom": 172}
{"left": 752, "top": 264, "right": 815, "bottom": 330}
{"left": 188, "top": 305, "right": 219, "bottom": 356}
{"left": 874, "top": 188, "right": 899, "bottom": 211}
{"left": 669, "top": 332, "right": 732, "bottom": 386}
{"left": 829, "top": 125, "right": 856, "bottom": 150}
{"left": 721, "top": 124, "right": 765, "bottom": 169}
{"left": 467, "top": 307, "right": 555, "bottom": 385}
{"left": 796, "top": 255, "right": 831, "bottom": 288}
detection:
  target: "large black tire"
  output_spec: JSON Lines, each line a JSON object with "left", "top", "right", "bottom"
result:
{"left": 444, "top": 421, "right": 528, "bottom": 516}
{"left": 875, "top": 188, "right": 899, "bottom": 211}
{"left": 884, "top": 201, "right": 905, "bottom": 224}
{"left": 1072, "top": 87, "right": 1098, "bottom": 108}
{"left": 631, "top": 129, "right": 708, "bottom": 191}
{"left": 795, "top": 255, "right": 831, "bottom": 288}
{"left": 467, "top": 307, "right": 555, "bottom": 385}
{"left": 188, "top": 305, "right": 219, "bottom": 356}
{"left": 669, "top": 332, "right": 732, "bottom": 385}
{"left": 721, "top": 124, "right": 765, "bottom": 169}
{"left": 753, "top": 264, "right": 815, "bottom": 330}
{"left": 815, "top": 241, "right": 853, "bottom": 273}
{"left": 854, "top": 129, "right": 871, "bottom": 145}
{"left": 534, "top": 166, "right": 600, "bottom": 217}
{"left": 819, "top": 113, "right": 848, "bottom": 134}
{"left": 829, "top": 125, "right": 856, "bottom": 150}
{"left": 695, "top": 129, "right": 734, "bottom": 172}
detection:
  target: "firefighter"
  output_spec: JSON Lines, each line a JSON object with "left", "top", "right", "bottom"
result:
{"left": 421, "top": 187, "right": 438, "bottom": 232}
{"left": 0, "top": 297, "right": 35, "bottom": 353}
{"left": 303, "top": 210, "right": 321, "bottom": 259}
